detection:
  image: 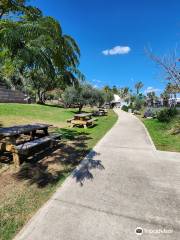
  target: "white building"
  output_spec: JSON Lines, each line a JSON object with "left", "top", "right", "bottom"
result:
{"left": 111, "top": 94, "right": 129, "bottom": 108}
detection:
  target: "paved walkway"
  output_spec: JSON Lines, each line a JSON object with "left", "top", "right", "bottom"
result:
{"left": 15, "top": 110, "right": 180, "bottom": 240}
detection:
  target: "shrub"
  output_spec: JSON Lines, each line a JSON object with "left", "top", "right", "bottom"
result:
{"left": 157, "top": 108, "right": 178, "bottom": 122}
{"left": 157, "top": 109, "right": 171, "bottom": 122}
{"left": 144, "top": 108, "right": 156, "bottom": 118}
{"left": 121, "top": 105, "right": 129, "bottom": 112}
{"left": 168, "top": 107, "right": 178, "bottom": 117}
{"left": 134, "top": 96, "right": 145, "bottom": 110}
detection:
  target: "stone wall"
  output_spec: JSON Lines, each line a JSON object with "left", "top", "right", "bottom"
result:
{"left": 0, "top": 87, "right": 27, "bottom": 103}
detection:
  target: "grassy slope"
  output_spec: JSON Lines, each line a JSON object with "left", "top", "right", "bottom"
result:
{"left": 0, "top": 103, "right": 118, "bottom": 240}
{"left": 142, "top": 116, "right": 180, "bottom": 152}
{"left": 0, "top": 104, "right": 74, "bottom": 127}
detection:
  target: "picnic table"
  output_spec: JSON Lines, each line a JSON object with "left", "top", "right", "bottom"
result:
{"left": 67, "top": 113, "right": 96, "bottom": 128}
{"left": 93, "top": 108, "right": 108, "bottom": 116}
{"left": 0, "top": 124, "right": 61, "bottom": 167}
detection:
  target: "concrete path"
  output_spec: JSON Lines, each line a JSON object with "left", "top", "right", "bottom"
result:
{"left": 15, "top": 110, "right": 180, "bottom": 240}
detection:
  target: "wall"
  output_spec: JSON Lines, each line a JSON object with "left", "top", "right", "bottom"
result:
{"left": 0, "top": 87, "right": 27, "bottom": 103}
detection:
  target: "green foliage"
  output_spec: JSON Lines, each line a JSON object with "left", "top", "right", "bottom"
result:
{"left": 103, "top": 91, "right": 114, "bottom": 105}
{"left": 157, "top": 109, "right": 171, "bottom": 122}
{"left": 121, "top": 105, "right": 129, "bottom": 112}
{"left": 135, "top": 81, "right": 144, "bottom": 95}
{"left": 62, "top": 84, "right": 103, "bottom": 112}
{"left": 157, "top": 108, "right": 178, "bottom": 122}
{"left": 112, "top": 85, "right": 118, "bottom": 94}
{"left": 168, "top": 107, "right": 178, "bottom": 117}
{"left": 133, "top": 95, "right": 145, "bottom": 110}
{"left": 0, "top": 2, "right": 84, "bottom": 103}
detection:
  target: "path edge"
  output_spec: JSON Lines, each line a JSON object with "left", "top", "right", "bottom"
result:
{"left": 14, "top": 109, "right": 119, "bottom": 240}
{"left": 131, "top": 113, "right": 156, "bottom": 151}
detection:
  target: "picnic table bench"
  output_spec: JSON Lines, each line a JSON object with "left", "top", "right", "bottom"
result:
{"left": 93, "top": 108, "right": 108, "bottom": 116}
{"left": 0, "top": 124, "right": 61, "bottom": 167}
{"left": 67, "top": 113, "right": 97, "bottom": 128}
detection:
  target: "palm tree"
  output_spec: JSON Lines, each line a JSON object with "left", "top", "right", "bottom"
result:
{"left": 103, "top": 85, "right": 111, "bottom": 93}
{"left": 135, "top": 81, "right": 144, "bottom": 95}
{"left": 119, "top": 87, "right": 129, "bottom": 99}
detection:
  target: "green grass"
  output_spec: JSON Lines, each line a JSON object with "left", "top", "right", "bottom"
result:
{"left": 142, "top": 116, "right": 180, "bottom": 152}
{"left": 0, "top": 103, "right": 118, "bottom": 240}
{"left": 0, "top": 103, "right": 75, "bottom": 127}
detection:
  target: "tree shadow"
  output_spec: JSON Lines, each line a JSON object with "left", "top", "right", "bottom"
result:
{"left": 13, "top": 128, "right": 96, "bottom": 188}
{"left": 58, "top": 128, "right": 91, "bottom": 141}
{"left": 72, "top": 150, "right": 105, "bottom": 186}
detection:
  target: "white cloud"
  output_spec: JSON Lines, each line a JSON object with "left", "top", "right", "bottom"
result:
{"left": 144, "top": 87, "right": 161, "bottom": 94}
{"left": 102, "top": 46, "right": 131, "bottom": 56}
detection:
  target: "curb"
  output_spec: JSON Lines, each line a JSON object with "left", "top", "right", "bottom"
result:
{"left": 130, "top": 113, "right": 156, "bottom": 151}
{"left": 14, "top": 109, "right": 119, "bottom": 240}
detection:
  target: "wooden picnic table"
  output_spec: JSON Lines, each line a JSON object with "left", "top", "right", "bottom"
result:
{"left": 74, "top": 113, "right": 92, "bottom": 119}
{"left": 0, "top": 123, "right": 60, "bottom": 167}
{"left": 0, "top": 123, "right": 50, "bottom": 138}
{"left": 93, "top": 108, "right": 108, "bottom": 116}
{"left": 67, "top": 113, "right": 96, "bottom": 128}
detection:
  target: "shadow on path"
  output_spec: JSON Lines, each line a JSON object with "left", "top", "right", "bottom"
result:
{"left": 72, "top": 150, "right": 105, "bottom": 186}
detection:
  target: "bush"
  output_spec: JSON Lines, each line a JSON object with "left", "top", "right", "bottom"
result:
{"left": 157, "top": 109, "right": 170, "bottom": 122}
{"left": 134, "top": 97, "right": 145, "bottom": 110}
{"left": 157, "top": 108, "right": 178, "bottom": 122}
{"left": 168, "top": 107, "right": 178, "bottom": 117}
{"left": 121, "top": 105, "right": 129, "bottom": 112}
{"left": 144, "top": 108, "right": 156, "bottom": 118}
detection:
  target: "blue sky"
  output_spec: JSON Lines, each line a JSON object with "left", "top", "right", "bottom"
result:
{"left": 31, "top": 0, "right": 180, "bottom": 94}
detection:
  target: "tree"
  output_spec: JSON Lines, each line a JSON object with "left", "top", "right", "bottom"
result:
{"left": 0, "top": 0, "right": 41, "bottom": 19}
{"left": 146, "top": 91, "right": 156, "bottom": 107}
{"left": 0, "top": 9, "right": 84, "bottom": 103}
{"left": 62, "top": 84, "right": 101, "bottom": 112}
{"left": 103, "top": 91, "right": 114, "bottom": 106}
{"left": 146, "top": 48, "right": 180, "bottom": 88}
{"left": 133, "top": 94, "right": 145, "bottom": 110}
{"left": 103, "top": 85, "right": 111, "bottom": 93}
{"left": 112, "top": 85, "right": 118, "bottom": 94}
{"left": 165, "top": 82, "right": 180, "bottom": 99}
{"left": 135, "top": 81, "right": 144, "bottom": 95}
{"left": 118, "top": 87, "right": 130, "bottom": 102}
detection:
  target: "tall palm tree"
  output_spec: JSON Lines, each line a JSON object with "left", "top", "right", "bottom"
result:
{"left": 135, "top": 81, "right": 144, "bottom": 95}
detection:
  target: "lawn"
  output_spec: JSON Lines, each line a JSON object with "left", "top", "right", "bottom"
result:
{"left": 142, "top": 116, "right": 180, "bottom": 152}
{"left": 0, "top": 103, "right": 118, "bottom": 240}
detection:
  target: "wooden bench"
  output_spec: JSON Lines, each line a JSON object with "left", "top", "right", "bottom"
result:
{"left": 12, "top": 133, "right": 61, "bottom": 166}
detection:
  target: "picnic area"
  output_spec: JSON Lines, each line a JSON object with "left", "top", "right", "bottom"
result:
{"left": 0, "top": 103, "right": 117, "bottom": 240}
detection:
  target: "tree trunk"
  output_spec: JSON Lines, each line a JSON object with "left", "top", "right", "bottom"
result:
{"left": 37, "top": 90, "right": 45, "bottom": 104}
{"left": 78, "top": 104, "right": 83, "bottom": 113}
{"left": 0, "top": 10, "right": 4, "bottom": 19}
